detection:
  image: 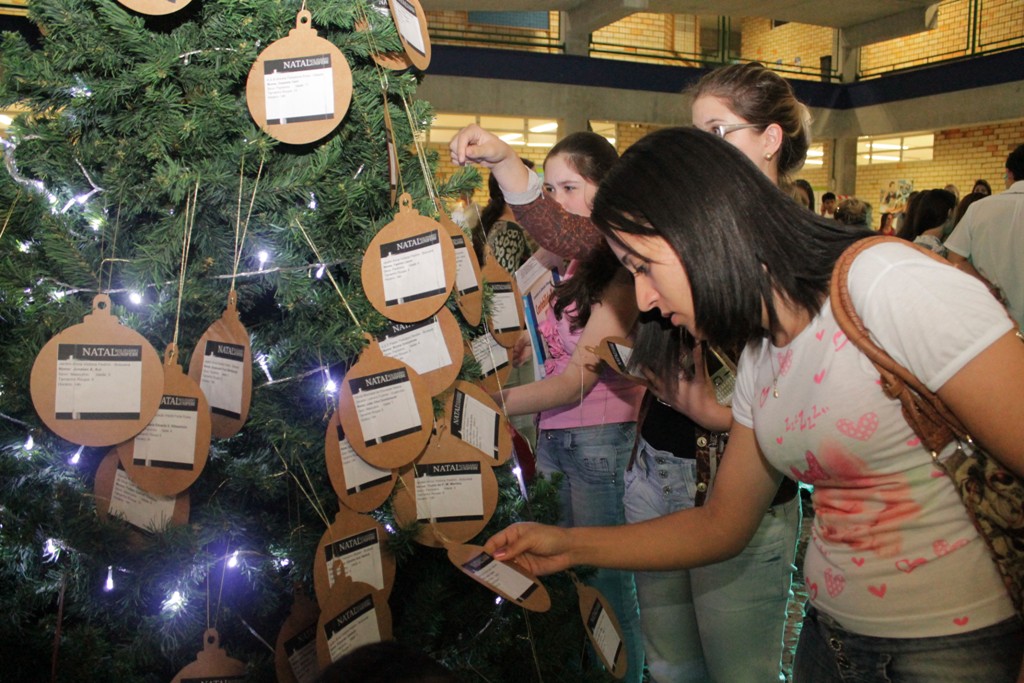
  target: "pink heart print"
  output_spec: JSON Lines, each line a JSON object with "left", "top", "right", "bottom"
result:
{"left": 777, "top": 348, "right": 793, "bottom": 376}
{"left": 896, "top": 557, "right": 927, "bottom": 573}
{"left": 814, "top": 369, "right": 826, "bottom": 384}
{"left": 807, "top": 580, "right": 818, "bottom": 600}
{"left": 833, "top": 331, "right": 848, "bottom": 351}
{"left": 852, "top": 557, "right": 865, "bottom": 567}
{"left": 868, "top": 584, "right": 887, "bottom": 598}
{"left": 954, "top": 616, "right": 970, "bottom": 626}
{"left": 824, "top": 568, "right": 846, "bottom": 597}
{"left": 836, "top": 412, "right": 878, "bottom": 441}
{"left": 759, "top": 386, "right": 771, "bottom": 407}
{"left": 933, "top": 539, "right": 968, "bottom": 556}
{"left": 815, "top": 329, "right": 825, "bottom": 341}
{"left": 790, "top": 451, "right": 829, "bottom": 484}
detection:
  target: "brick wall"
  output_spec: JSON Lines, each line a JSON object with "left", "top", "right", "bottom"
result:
{"left": 741, "top": 17, "right": 834, "bottom": 80}
{"left": 861, "top": 1, "right": 969, "bottom": 76}
{"left": 426, "top": 10, "right": 561, "bottom": 53}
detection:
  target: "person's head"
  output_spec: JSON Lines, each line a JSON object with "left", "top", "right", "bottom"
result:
{"left": 542, "top": 132, "right": 618, "bottom": 217}
{"left": 591, "top": 127, "right": 871, "bottom": 352}
{"left": 953, "top": 190, "right": 987, "bottom": 227}
{"left": 972, "top": 178, "right": 992, "bottom": 196}
{"left": 316, "top": 641, "right": 456, "bottom": 683}
{"left": 688, "top": 61, "right": 811, "bottom": 184}
{"left": 821, "top": 191, "right": 837, "bottom": 214}
{"left": 789, "top": 179, "right": 814, "bottom": 211}
{"left": 944, "top": 183, "right": 959, "bottom": 203}
{"left": 1005, "top": 143, "right": 1024, "bottom": 187}
{"left": 897, "top": 188, "right": 956, "bottom": 240}
{"left": 834, "top": 198, "right": 871, "bottom": 228}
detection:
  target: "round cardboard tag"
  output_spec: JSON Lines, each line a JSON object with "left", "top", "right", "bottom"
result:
{"left": 439, "top": 211, "right": 483, "bottom": 327}
{"left": 391, "top": 428, "right": 498, "bottom": 548}
{"left": 465, "top": 334, "right": 512, "bottom": 396}
{"left": 481, "top": 249, "right": 525, "bottom": 348}
{"left": 336, "top": 342, "right": 432, "bottom": 469}
{"left": 361, "top": 193, "right": 456, "bottom": 324}
{"left": 591, "top": 336, "right": 648, "bottom": 385}
{"left": 443, "top": 381, "right": 512, "bottom": 467}
{"left": 246, "top": 10, "right": 354, "bottom": 146}
{"left": 325, "top": 411, "right": 396, "bottom": 513}
{"left": 115, "top": 0, "right": 192, "bottom": 16}
{"left": 575, "top": 579, "right": 628, "bottom": 680}
{"left": 386, "top": 0, "right": 431, "bottom": 71}
{"left": 187, "top": 291, "right": 253, "bottom": 440}
{"left": 374, "top": 306, "right": 463, "bottom": 397}
{"left": 355, "top": 13, "right": 413, "bottom": 71}
{"left": 275, "top": 588, "right": 321, "bottom": 683}
{"left": 29, "top": 294, "right": 163, "bottom": 447}
{"left": 171, "top": 629, "right": 246, "bottom": 683}
{"left": 315, "top": 574, "right": 393, "bottom": 671}
{"left": 446, "top": 543, "right": 551, "bottom": 613}
{"left": 312, "top": 508, "right": 396, "bottom": 607}
{"left": 95, "top": 450, "right": 189, "bottom": 533}
{"left": 113, "top": 345, "right": 211, "bottom": 496}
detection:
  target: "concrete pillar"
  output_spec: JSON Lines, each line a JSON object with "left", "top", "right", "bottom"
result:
{"left": 832, "top": 136, "right": 859, "bottom": 197}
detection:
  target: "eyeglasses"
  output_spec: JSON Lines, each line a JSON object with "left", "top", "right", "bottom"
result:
{"left": 708, "top": 122, "right": 765, "bottom": 138}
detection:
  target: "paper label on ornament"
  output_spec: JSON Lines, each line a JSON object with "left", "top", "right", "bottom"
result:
{"left": 392, "top": 0, "right": 427, "bottom": 56}
{"left": 109, "top": 468, "right": 175, "bottom": 532}
{"left": 451, "top": 235, "right": 479, "bottom": 294}
{"left": 338, "top": 427, "right": 392, "bottom": 494}
{"left": 489, "top": 282, "right": 520, "bottom": 333}
{"left": 263, "top": 55, "right": 335, "bottom": 126}
{"left": 586, "top": 600, "right": 624, "bottom": 668}
{"left": 607, "top": 342, "right": 633, "bottom": 374}
{"left": 55, "top": 344, "right": 143, "bottom": 420}
{"left": 470, "top": 336, "right": 509, "bottom": 378}
{"left": 415, "top": 461, "right": 484, "bottom": 522}
{"left": 371, "top": 0, "right": 390, "bottom": 17}
{"left": 451, "top": 389, "right": 499, "bottom": 459}
{"left": 377, "top": 318, "right": 452, "bottom": 376}
{"left": 324, "top": 595, "right": 381, "bottom": 661}
{"left": 284, "top": 624, "right": 319, "bottom": 683}
{"left": 462, "top": 552, "right": 539, "bottom": 603}
{"left": 379, "top": 230, "right": 446, "bottom": 305}
{"left": 323, "top": 528, "right": 385, "bottom": 591}
{"left": 199, "top": 341, "right": 245, "bottom": 419}
{"left": 349, "top": 369, "right": 422, "bottom": 444}
{"left": 131, "top": 394, "right": 199, "bottom": 469}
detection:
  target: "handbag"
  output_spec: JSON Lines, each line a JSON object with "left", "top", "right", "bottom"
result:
{"left": 830, "top": 235, "right": 1024, "bottom": 619}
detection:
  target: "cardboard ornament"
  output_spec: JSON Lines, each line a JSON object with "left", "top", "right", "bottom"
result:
{"left": 337, "top": 340, "right": 432, "bottom": 470}
{"left": 355, "top": 9, "right": 413, "bottom": 72}
{"left": 465, "top": 334, "right": 512, "bottom": 396}
{"left": 362, "top": 193, "right": 456, "bottom": 323}
{"left": 391, "top": 427, "right": 498, "bottom": 548}
{"left": 313, "top": 508, "right": 396, "bottom": 606}
{"left": 115, "top": 0, "right": 192, "bottom": 17}
{"left": 575, "top": 577, "right": 628, "bottom": 680}
{"left": 171, "top": 629, "right": 247, "bottom": 683}
{"left": 275, "top": 588, "right": 322, "bottom": 683}
{"left": 325, "top": 411, "right": 396, "bottom": 513}
{"left": 188, "top": 290, "right": 252, "bottom": 439}
{"left": 444, "top": 381, "right": 512, "bottom": 467}
{"left": 375, "top": 306, "right": 463, "bottom": 397}
{"left": 446, "top": 543, "right": 551, "bottom": 613}
{"left": 387, "top": 0, "right": 431, "bottom": 71}
{"left": 30, "top": 294, "right": 163, "bottom": 447}
{"left": 315, "top": 574, "right": 392, "bottom": 670}
{"left": 95, "top": 450, "right": 189, "bottom": 533}
{"left": 481, "top": 249, "right": 526, "bottom": 348}
{"left": 592, "top": 336, "right": 648, "bottom": 385}
{"left": 112, "top": 344, "right": 211, "bottom": 496}
{"left": 440, "top": 211, "right": 483, "bottom": 327}
{"left": 246, "top": 10, "right": 354, "bottom": 146}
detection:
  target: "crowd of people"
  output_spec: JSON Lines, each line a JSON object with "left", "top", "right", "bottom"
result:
{"left": 445, "top": 61, "right": 1024, "bottom": 683}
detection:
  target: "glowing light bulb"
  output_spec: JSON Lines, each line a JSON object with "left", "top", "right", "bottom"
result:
{"left": 23, "top": 434, "right": 34, "bottom": 451}
{"left": 257, "top": 250, "right": 269, "bottom": 271}
{"left": 308, "top": 193, "right": 318, "bottom": 210}
{"left": 257, "top": 354, "right": 272, "bottom": 381}
{"left": 315, "top": 264, "right": 326, "bottom": 279}
{"left": 128, "top": 292, "right": 142, "bottom": 305}
{"left": 104, "top": 566, "right": 114, "bottom": 591}
{"left": 43, "top": 538, "right": 61, "bottom": 562}
{"left": 227, "top": 550, "right": 239, "bottom": 569}
{"left": 324, "top": 378, "right": 337, "bottom": 394}
{"left": 69, "top": 445, "right": 84, "bottom": 465}
{"left": 494, "top": 596, "right": 504, "bottom": 605}
{"left": 162, "top": 590, "right": 184, "bottom": 612}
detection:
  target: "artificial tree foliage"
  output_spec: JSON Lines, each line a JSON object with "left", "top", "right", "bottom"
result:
{"left": 0, "top": 0, "right": 616, "bottom": 680}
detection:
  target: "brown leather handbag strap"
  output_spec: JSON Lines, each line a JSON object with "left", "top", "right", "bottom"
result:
{"left": 829, "top": 236, "right": 968, "bottom": 454}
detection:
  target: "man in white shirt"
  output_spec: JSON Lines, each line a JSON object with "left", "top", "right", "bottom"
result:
{"left": 945, "top": 143, "right": 1024, "bottom": 330}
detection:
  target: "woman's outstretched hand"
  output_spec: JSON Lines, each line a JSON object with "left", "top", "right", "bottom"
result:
{"left": 483, "top": 522, "right": 574, "bottom": 576}
{"left": 448, "top": 124, "right": 513, "bottom": 168}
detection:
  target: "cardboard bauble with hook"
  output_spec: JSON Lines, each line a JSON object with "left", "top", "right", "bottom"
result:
{"left": 115, "top": 0, "right": 192, "bottom": 17}
{"left": 446, "top": 543, "right": 551, "bottom": 612}
{"left": 443, "top": 381, "right": 512, "bottom": 467}
{"left": 386, "top": 0, "right": 431, "bottom": 71}
{"left": 375, "top": 306, "right": 463, "bottom": 397}
{"left": 325, "top": 411, "right": 396, "bottom": 513}
{"left": 481, "top": 248, "right": 526, "bottom": 348}
{"left": 465, "top": 333, "right": 512, "bottom": 396}
{"left": 95, "top": 450, "right": 189, "bottom": 534}
{"left": 188, "top": 290, "right": 252, "bottom": 439}
{"left": 576, "top": 579, "right": 629, "bottom": 680}
{"left": 336, "top": 341, "right": 432, "bottom": 469}
{"left": 440, "top": 210, "right": 483, "bottom": 327}
{"left": 362, "top": 193, "right": 456, "bottom": 323}
{"left": 313, "top": 508, "right": 396, "bottom": 607}
{"left": 315, "top": 573, "right": 392, "bottom": 670}
{"left": 391, "top": 427, "right": 498, "bottom": 548}
{"left": 275, "top": 588, "right": 321, "bottom": 683}
{"left": 246, "top": 10, "right": 354, "bottom": 146}
{"left": 593, "top": 336, "right": 648, "bottom": 385}
{"left": 112, "top": 344, "right": 211, "bottom": 496}
{"left": 355, "top": 10, "right": 413, "bottom": 71}
{"left": 29, "top": 294, "right": 163, "bottom": 447}
{"left": 171, "top": 629, "right": 247, "bottom": 683}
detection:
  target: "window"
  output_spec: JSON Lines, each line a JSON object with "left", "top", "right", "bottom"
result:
{"left": 467, "top": 12, "right": 549, "bottom": 31}
{"left": 425, "top": 114, "right": 560, "bottom": 150}
{"left": 804, "top": 143, "right": 825, "bottom": 167}
{"left": 857, "top": 133, "right": 934, "bottom": 166}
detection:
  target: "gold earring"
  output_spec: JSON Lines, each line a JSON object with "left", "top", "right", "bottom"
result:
{"left": 764, "top": 152, "right": 774, "bottom": 161}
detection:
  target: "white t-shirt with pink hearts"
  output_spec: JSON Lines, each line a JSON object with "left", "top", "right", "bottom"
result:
{"left": 733, "top": 241, "right": 1015, "bottom": 639}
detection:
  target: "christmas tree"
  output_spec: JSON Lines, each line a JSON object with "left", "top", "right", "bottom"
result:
{"left": 0, "top": 0, "right": 613, "bottom": 680}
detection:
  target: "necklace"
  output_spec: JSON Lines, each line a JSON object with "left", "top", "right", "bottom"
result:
{"left": 768, "top": 349, "right": 781, "bottom": 398}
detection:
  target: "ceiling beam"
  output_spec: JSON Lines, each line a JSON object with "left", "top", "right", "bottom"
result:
{"left": 840, "top": 4, "right": 939, "bottom": 48}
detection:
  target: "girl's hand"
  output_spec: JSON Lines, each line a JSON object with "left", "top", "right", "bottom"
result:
{"left": 644, "top": 344, "right": 731, "bottom": 431}
{"left": 449, "top": 124, "right": 513, "bottom": 168}
{"left": 483, "top": 522, "right": 574, "bottom": 576}
{"left": 512, "top": 331, "right": 533, "bottom": 367}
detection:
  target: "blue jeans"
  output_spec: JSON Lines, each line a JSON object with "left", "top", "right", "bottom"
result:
{"left": 535, "top": 422, "right": 644, "bottom": 683}
{"left": 794, "top": 606, "right": 1023, "bottom": 682}
{"left": 623, "top": 438, "right": 800, "bottom": 683}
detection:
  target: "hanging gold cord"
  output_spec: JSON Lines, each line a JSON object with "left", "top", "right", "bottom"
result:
{"left": 172, "top": 179, "right": 199, "bottom": 349}
{"left": 230, "top": 156, "right": 266, "bottom": 291}
{"left": 292, "top": 217, "right": 363, "bottom": 330}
